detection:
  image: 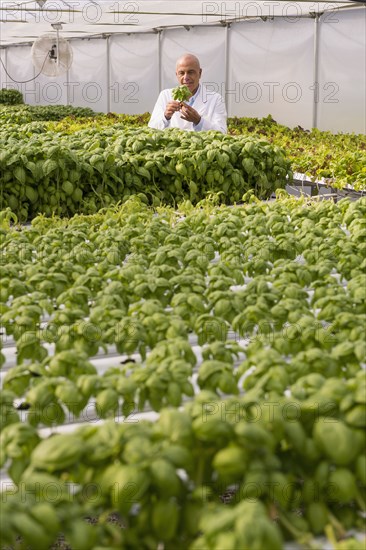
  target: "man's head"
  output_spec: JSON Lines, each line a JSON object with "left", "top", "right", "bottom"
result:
{"left": 175, "top": 54, "right": 202, "bottom": 96}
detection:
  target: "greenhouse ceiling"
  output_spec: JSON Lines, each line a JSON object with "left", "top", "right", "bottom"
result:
{"left": 0, "top": 0, "right": 363, "bottom": 46}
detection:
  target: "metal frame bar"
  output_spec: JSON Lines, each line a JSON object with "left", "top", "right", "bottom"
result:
{"left": 66, "top": 54, "right": 70, "bottom": 105}
{"left": 224, "top": 23, "right": 230, "bottom": 113}
{"left": 312, "top": 14, "right": 321, "bottom": 128}
{"left": 157, "top": 29, "right": 162, "bottom": 93}
{"left": 106, "top": 34, "right": 111, "bottom": 112}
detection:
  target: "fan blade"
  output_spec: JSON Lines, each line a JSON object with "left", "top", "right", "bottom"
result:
{"left": 31, "top": 33, "right": 73, "bottom": 77}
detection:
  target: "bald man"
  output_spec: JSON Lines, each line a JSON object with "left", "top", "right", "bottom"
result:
{"left": 148, "top": 54, "right": 227, "bottom": 133}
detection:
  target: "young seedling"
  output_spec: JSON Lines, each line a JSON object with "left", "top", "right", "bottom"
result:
{"left": 172, "top": 85, "right": 192, "bottom": 103}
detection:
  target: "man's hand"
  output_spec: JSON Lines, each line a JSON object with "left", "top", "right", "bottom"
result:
{"left": 179, "top": 103, "right": 201, "bottom": 125}
{"left": 164, "top": 100, "right": 182, "bottom": 120}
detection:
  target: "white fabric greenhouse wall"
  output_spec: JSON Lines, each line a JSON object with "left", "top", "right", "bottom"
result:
{"left": 317, "top": 10, "right": 366, "bottom": 134}
{"left": 110, "top": 34, "right": 160, "bottom": 115}
{"left": 68, "top": 39, "right": 109, "bottom": 112}
{"left": 1, "top": 7, "right": 365, "bottom": 133}
{"left": 228, "top": 18, "right": 315, "bottom": 129}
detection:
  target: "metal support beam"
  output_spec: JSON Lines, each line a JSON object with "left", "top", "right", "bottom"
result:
{"left": 106, "top": 34, "right": 111, "bottom": 112}
{"left": 66, "top": 55, "right": 70, "bottom": 105}
{"left": 158, "top": 29, "right": 162, "bottom": 93}
{"left": 224, "top": 23, "right": 230, "bottom": 114}
{"left": 312, "top": 14, "right": 321, "bottom": 129}
{"left": 224, "top": 23, "right": 229, "bottom": 112}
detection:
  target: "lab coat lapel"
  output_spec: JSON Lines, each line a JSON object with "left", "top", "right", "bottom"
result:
{"left": 193, "top": 85, "right": 207, "bottom": 113}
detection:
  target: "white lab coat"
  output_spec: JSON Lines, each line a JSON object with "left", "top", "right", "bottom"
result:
{"left": 148, "top": 85, "right": 227, "bottom": 134}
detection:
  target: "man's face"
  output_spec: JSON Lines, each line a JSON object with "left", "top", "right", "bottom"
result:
{"left": 176, "top": 57, "right": 202, "bottom": 95}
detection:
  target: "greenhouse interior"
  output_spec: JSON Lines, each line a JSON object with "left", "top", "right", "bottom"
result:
{"left": 0, "top": 1, "right": 366, "bottom": 549}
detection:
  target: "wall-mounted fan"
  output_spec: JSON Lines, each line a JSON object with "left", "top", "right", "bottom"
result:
{"left": 31, "top": 29, "right": 73, "bottom": 77}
